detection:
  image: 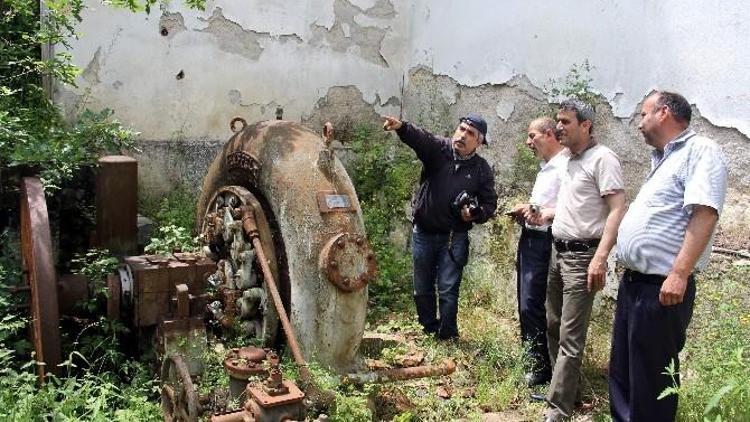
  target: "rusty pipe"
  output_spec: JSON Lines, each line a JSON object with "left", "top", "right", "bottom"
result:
{"left": 345, "top": 359, "right": 456, "bottom": 385}
{"left": 241, "top": 206, "right": 310, "bottom": 379}
{"left": 210, "top": 410, "right": 253, "bottom": 422}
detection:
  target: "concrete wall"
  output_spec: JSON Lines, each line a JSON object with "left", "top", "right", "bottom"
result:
{"left": 57, "top": 0, "right": 750, "bottom": 247}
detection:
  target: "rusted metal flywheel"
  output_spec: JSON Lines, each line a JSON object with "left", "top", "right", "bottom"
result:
{"left": 20, "top": 177, "right": 61, "bottom": 381}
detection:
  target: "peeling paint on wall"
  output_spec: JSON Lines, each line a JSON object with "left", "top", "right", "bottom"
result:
{"left": 58, "top": 0, "right": 749, "bottom": 246}
{"left": 159, "top": 11, "right": 186, "bottom": 38}
{"left": 308, "top": 0, "right": 392, "bottom": 66}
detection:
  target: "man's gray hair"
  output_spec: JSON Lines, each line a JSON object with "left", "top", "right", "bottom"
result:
{"left": 559, "top": 98, "right": 595, "bottom": 124}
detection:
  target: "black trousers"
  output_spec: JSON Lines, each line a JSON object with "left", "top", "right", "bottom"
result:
{"left": 516, "top": 227, "right": 552, "bottom": 376}
{"left": 609, "top": 270, "right": 696, "bottom": 422}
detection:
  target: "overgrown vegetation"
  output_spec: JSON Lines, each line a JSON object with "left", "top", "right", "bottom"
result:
{"left": 666, "top": 263, "right": 750, "bottom": 421}
{"left": 545, "top": 59, "right": 599, "bottom": 106}
{"left": 348, "top": 123, "right": 420, "bottom": 315}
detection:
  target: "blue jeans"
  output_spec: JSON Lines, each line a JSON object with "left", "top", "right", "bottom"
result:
{"left": 412, "top": 225, "right": 469, "bottom": 339}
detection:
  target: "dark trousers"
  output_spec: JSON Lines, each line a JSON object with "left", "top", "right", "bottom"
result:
{"left": 516, "top": 228, "right": 552, "bottom": 376}
{"left": 609, "top": 270, "right": 696, "bottom": 422}
{"left": 412, "top": 226, "right": 469, "bottom": 339}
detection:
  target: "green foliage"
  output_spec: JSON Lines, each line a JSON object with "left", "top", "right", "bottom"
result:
{"left": 545, "top": 60, "right": 599, "bottom": 106}
{"left": 0, "top": 354, "right": 161, "bottom": 421}
{"left": 1, "top": 1, "right": 137, "bottom": 190}
{"left": 504, "top": 138, "right": 539, "bottom": 198}
{"left": 349, "top": 123, "right": 419, "bottom": 314}
{"left": 107, "top": 0, "right": 205, "bottom": 13}
{"left": 331, "top": 386, "right": 373, "bottom": 422}
{"left": 71, "top": 248, "right": 119, "bottom": 312}
{"left": 659, "top": 264, "right": 750, "bottom": 421}
{"left": 144, "top": 224, "right": 199, "bottom": 254}
{"left": 139, "top": 186, "right": 198, "bottom": 231}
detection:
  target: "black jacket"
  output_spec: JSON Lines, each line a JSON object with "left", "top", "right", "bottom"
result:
{"left": 397, "top": 122, "right": 498, "bottom": 233}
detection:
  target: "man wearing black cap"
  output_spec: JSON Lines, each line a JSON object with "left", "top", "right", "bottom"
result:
{"left": 383, "top": 113, "right": 498, "bottom": 340}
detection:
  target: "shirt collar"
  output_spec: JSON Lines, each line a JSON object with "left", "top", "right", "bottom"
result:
{"left": 569, "top": 137, "right": 597, "bottom": 158}
{"left": 540, "top": 149, "right": 566, "bottom": 171}
{"left": 650, "top": 128, "right": 695, "bottom": 168}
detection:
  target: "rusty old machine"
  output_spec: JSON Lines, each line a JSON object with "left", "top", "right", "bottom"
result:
{"left": 19, "top": 118, "right": 453, "bottom": 421}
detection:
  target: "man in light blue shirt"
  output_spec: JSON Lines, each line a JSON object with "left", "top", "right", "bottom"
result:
{"left": 611, "top": 91, "right": 728, "bottom": 421}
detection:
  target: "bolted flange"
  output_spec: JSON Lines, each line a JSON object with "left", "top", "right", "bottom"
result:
{"left": 319, "top": 233, "right": 377, "bottom": 293}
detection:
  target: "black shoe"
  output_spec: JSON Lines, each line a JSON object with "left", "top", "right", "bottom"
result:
{"left": 524, "top": 371, "right": 551, "bottom": 387}
{"left": 529, "top": 392, "right": 546, "bottom": 402}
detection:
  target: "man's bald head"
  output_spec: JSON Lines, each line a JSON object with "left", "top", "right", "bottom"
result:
{"left": 527, "top": 116, "right": 563, "bottom": 162}
{"left": 530, "top": 117, "right": 558, "bottom": 139}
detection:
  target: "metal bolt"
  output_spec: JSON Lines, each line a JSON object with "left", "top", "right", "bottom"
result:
{"left": 329, "top": 261, "right": 337, "bottom": 268}
{"left": 367, "top": 254, "right": 375, "bottom": 261}
{"left": 343, "top": 278, "right": 350, "bottom": 285}
{"left": 336, "top": 239, "right": 345, "bottom": 248}
{"left": 356, "top": 238, "right": 363, "bottom": 246}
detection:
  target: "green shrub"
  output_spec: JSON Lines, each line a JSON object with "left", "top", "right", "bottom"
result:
{"left": 661, "top": 264, "right": 750, "bottom": 421}
{"left": 349, "top": 123, "right": 419, "bottom": 315}
{"left": 139, "top": 186, "right": 198, "bottom": 232}
{"left": 144, "top": 224, "right": 200, "bottom": 255}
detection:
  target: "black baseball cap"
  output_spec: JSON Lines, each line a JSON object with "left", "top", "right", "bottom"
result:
{"left": 460, "top": 113, "right": 488, "bottom": 145}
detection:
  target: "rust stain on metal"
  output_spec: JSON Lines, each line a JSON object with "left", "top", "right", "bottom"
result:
{"left": 161, "top": 354, "right": 200, "bottom": 422}
{"left": 95, "top": 155, "right": 138, "bottom": 256}
{"left": 20, "top": 177, "right": 61, "bottom": 381}
{"left": 319, "top": 233, "right": 376, "bottom": 292}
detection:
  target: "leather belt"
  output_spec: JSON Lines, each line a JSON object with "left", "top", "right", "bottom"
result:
{"left": 624, "top": 269, "right": 694, "bottom": 285}
{"left": 553, "top": 238, "right": 600, "bottom": 252}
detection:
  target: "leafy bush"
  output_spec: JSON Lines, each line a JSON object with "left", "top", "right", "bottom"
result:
{"left": 139, "top": 186, "right": 198, "bottom": 232}
{"left": 545, "top": 60, "right": 599, "bottom": 106}
{"left": 144, "top": 224, "right": 199, "bottom": 255}
{"left": 660, "top": 264, "right": 750, "bottom": 421}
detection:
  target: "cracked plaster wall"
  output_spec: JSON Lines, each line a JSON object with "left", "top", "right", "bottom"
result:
{"left": 58, "top": 0, "right": 749, "bottom": 245}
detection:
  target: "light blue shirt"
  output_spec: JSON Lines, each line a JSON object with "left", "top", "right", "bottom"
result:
{"left": 617, "top": 129, "right": 728, "bottom": 276}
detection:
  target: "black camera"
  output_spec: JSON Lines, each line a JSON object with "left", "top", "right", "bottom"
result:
{"left": 453, "top": 190, "right": 481, "bottom": 218}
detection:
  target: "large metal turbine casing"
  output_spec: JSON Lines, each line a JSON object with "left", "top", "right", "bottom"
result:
{"left": 198, "top": 120, "right": 373, "bottom": 373}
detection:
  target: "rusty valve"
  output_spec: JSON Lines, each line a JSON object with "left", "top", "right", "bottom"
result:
{"left": 224, "top": 346, "right": 268, "bottom": 402}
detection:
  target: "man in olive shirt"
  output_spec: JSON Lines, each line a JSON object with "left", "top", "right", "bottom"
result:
{"left": 531, "top": 99, "right": 626, "bottom": 421}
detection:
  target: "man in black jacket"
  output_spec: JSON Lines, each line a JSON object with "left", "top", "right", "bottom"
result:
{"left": 383, "top": 113, "right": 498, "bottom": 340}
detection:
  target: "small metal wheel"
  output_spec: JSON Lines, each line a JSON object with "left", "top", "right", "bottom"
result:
{"left": 161, "top": 354, "right": 199, "bottom": 422}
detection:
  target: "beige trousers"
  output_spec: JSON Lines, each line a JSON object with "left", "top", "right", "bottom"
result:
{"left": 544, "top": 247, "right": 597, "bottom": 419}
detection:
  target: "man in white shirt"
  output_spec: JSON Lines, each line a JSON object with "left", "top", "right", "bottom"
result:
{"left": 611, "top": 91, "right": 727, "bottom": 421}
{"left": 510, "top": 117, "right": 567, "bottom": 387}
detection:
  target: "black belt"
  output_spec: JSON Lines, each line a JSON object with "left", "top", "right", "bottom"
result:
{"left": 624, "top": 269, "right": 693, "bottom": 285}
{"left": 553, "top": 237, "right": 599, "bottom": 252}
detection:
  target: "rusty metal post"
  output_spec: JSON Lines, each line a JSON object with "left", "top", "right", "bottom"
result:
{"left": 96, "top": 155, "right": 137, "bottom": 256}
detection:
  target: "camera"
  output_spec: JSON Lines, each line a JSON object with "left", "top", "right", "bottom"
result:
{"left": 529, "top": 204, "right": 541, "bottom": 214}
{"left": 453, "top": 190, "right": 481, "bottom": 218}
